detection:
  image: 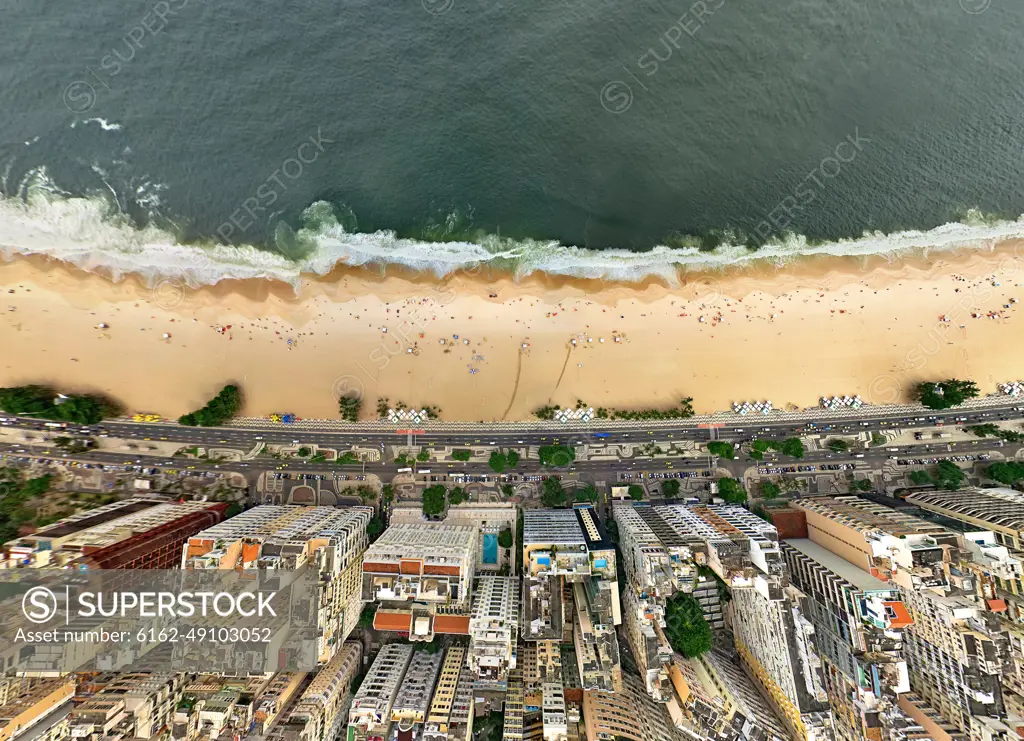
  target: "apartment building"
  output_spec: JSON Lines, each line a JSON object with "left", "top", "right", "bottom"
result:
{"left": 170, "top": 675, "right": 274, "bottom": 741}
{"left": 906, "top": 488, "right": 1024, "bottom": 552}
{"left": 616, "top": 504, "right": 826, "bottom": 737}
{"left": 266, "top": 641, "right": 362, "bottom": 741}
{"left": 2, "top": 498, "right": 226, "bottom": 569}
{"left": 523, "top": 507, "right": 621, "bottom": 693}
{"left": 348, "top": 643, "right": 414, "bottom": 741}
{"left": 424, "top": 643, "right": 475, "bottom": 741}
{"left": 0, "top": 678, "right": 75, "bottom": 741}
{"left": 612, "top": 503, "right": 700, "bottom": 598}
{"left": 251, "top": 674, "right": 306, "bottom": 736}
{"left": 790, "top": 496, "right": 1023, "bottom": 741}
{"left": 581, "top": 673, "right": 684, "bottom": 741}
{"left": 541, "top": 682, "right": 568, "bottom": 741}
{"left": 621, "top": 587, "right": 674, "bottom": 703}
{"left": 469, "top": 576, "right": 520, "bottom": 689}
{"left": 503, "top": 668, "right": 526, "bottom": 741}
{"left": 362, "top": 523, "right": 478, "bottom": 641}
{"left": 693, "top": 575, "right": 726, "bottom": 631}
{"left": 183, "top": 505, "right": 372, "bottom": 662}
{"left": 688, "top": 647, "right": 792, "bottom": 741}
{"left": 782, "top": 537, "right": 911, "bottom": 741}
{"left": 906, "top": 489, "right": 1024, "bottom": 610}
{"left": 789, "top": 497, "right": 957, "bottom": 589}
{"left": 730, "top": 582, "right": 833, "bottom": 741}
{"left": 70, "top": 674, "right": 183, "bottom": 741}
{"left": 656, "top": 505, "right": 788, "bottom": 597}
{"left": 389, "top": 648, "right": 444, "bottom": 738}
{"left": 520, "top": 640, "right": 563, "bottom": 707}
{"left": 388, "top": 503, "right": 517, "bottom": 574}
{"left": 896, "top": 693, "right": 969, "bottom": 741}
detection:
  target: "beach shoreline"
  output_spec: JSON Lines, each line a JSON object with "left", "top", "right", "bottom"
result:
{"left": 2, "top": 240, "right": 1024, "bottom": 422}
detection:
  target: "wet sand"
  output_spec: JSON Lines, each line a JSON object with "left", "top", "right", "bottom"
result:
{"left": 1, "top": 241, "right": 1023, "bottom": 421}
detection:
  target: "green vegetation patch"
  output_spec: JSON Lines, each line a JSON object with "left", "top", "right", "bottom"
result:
{"left": 707, "top": 441, "right": 734, "bottom": 459}
{"left": 915, "top": 379, "right": 979, "bottom": 410}
{"left": 179, "top": 385, "right": 242, "bottom": 427}
{"left": 538, "top": 445, "right": 575, "bottom": 467}
{"left": 664, "top": 592, "right": 713, "bottom": 658}
{"left": 717, "top": 477, "right": 746, "bottom": 504}
{"left": 0, "top": 385, "right": 118, "bottom": 425}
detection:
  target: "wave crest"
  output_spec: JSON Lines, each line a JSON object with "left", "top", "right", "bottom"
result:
{"left": 2, "top": 174, "right": 1024, "bottom": 290}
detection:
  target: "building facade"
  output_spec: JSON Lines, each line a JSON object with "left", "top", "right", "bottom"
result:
{"left": 362, "top": 523, "right": 478, "bottom": 641}
{"left": 183, "top": 505, "right": 373, "bottom": 663}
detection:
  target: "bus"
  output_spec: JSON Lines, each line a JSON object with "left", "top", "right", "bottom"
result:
{"left": 397, "top": 467, "right": 413, "bottom": 473}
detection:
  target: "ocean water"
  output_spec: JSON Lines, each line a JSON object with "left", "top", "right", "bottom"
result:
{"left": 1, "top": 0, "right": 1023, "bottom": 285}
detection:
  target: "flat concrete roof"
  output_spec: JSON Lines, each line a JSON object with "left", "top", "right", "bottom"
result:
{"left": 785, "top": 538, "right": 890, "bottom": 592}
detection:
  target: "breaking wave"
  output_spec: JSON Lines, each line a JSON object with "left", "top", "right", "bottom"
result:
{"left": 1, "top": 170, "right": 1024, "bottom": 290}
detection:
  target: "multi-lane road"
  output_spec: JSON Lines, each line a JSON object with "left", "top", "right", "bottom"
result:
{"left": 2, "top": 401, "right": 1022, "bottom": 489}
{"left": 4, "top": 399, "right": 1024, "bottom": 452}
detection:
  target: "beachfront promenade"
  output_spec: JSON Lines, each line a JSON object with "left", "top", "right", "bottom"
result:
{"left": 3, "top": 393, "right": 1023, "bottom": 452}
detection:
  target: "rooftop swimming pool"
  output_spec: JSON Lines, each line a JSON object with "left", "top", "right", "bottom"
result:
{"left": 483, "top": 533, "right": 499, "bottom": 564}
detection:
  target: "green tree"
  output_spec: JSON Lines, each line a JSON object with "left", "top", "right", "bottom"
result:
{"left": 854, "top": 479, "right": 874, "bottom": 492}
{"left": 987, "top": 461, "right": 1024, "bottom": 486}
{"left": 381, "top": 484, "right": 394, "bottom": 504}
{"left": 827, "top": 438, "right": 849, "bottom": 452}
{"left": 501, "top": 483, "right": 514, "bottom": 498}
{"left": 367, "top": 517, "right": 383, "bottom": 538}
{"left": 416, "top": 639, "right": 442, "bottom": 654}
{"left": 449, "top": 487, "right": 466, "bottom": 505}
{"left": 451, "top": 449, "right": 472, "bottom": 462}
{"left": 934, "top": 460, "right": 965, "bottom": 491}
{"left": 178, "top": 385, "right": 242, "bottom": 426}
{"left": 909, "top": 470, "right": 932, "bottom": 486}
{"left": 51, "top": 395, "right": 116, "bottom": 424}
{"left": 662, "top": 479, "right": 681, "bottom": 499}
{"left": 338, "top": 393, "right": 361, "bottom": 422}
{"left": 0, "top": 385, "right": 55, "bottom": 416}
{"left": 717, "top": 477, "right": 746, "bottom": 504}
{"left": 358, "top": 603, "right": 377, "bottom": 628}
{"left": 534, "top": 405, "right": 558, "bottom": 421}
{"left": 628, "top": 484, "right": 644, "bottom": 501}
{"left": 915, "top": 379, "right": 979, "bottom": 410}
{"left": 539, "top": 446, "right": 575, "bottom": 467}
{"left": 707, "top": 441, "right": 734, "bottom": 459}
{"left": 475, "top": 711, "right": 505, "bottom": 741}
{"left": 664, "top": 593, "right": 713, "bottom": 658}
{"left": 970, "top": 423, "right": 1001, "bottom": 437}
{"left": 0, "top": 385, "right": 118, "bottom": 424}
{"left": 776, "top": 437, "right": 805, "bottom": 458}
{"left": 759, "top": 480, "right": 781, "bottom": 499}
{"left": 870, "top": 432, "right": 887, "bottom": 447}
{"left": 748, "top": 440, "right": 771, "bottom": 460}
{"left": 297, "top": 447, "right": 311, "bottom": 457}
{"left": 507, "top": 450, "right": 520, "bottom": 467}
{"left": 417, "top": 448, "right": 431, "bottom": 462}
{"left": 541, "top": 477, "right": 566, "bottom": 508}
{"left": 423, "top": 484, "right": 446, "bottom": 517}
{"left": 489, "top": 451, "right": 507, "bottom": 473}
{"left": 498, "top": 528, "right": 513, "bottom": 549}
{"left": 576, "top": 483, "right": 599, "bottom": 503}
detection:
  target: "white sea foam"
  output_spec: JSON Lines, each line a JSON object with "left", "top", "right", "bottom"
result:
{"left": 1, "top": 180, "right": 1023, "bottom": 291}
{"left": 70, "top": 118, "right": 124, "bottom": 132}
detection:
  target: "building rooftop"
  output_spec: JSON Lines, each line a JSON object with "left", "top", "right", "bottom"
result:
{"left": 364, "top": 523, "right": 477, "bottom": 566}
{"left": 523, "top": 509, "right": 586, "bottom": 546}
{"left": 783, "top": 538, "right": 890, "bottom": 591}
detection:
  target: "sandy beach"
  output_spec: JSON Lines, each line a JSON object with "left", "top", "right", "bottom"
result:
{"left": 2, "top": 242, "right": 1024, "bottom": 422}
